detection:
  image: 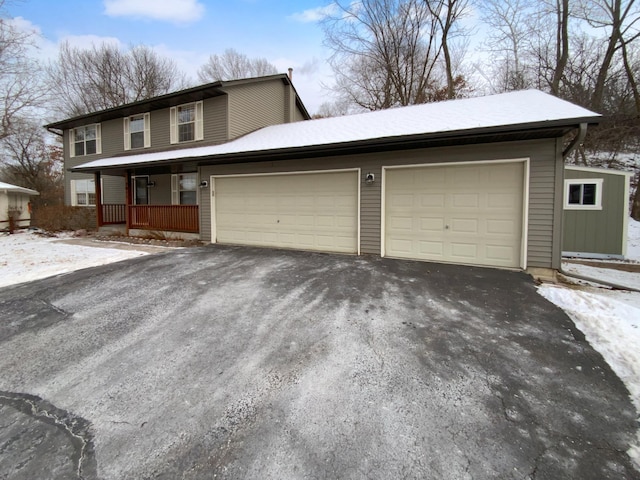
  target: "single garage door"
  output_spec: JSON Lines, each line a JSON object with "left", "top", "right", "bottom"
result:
{"left": 384, "top": 162, "right": 525, "bottom": 268}
{"left": 213, "top": 170, "right": 359, "bottom": 254}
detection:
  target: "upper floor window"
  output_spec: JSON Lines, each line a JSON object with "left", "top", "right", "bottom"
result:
{"left": 69, "top": 124, "right": 101, "bottom": 157}
{"left": 70, "top": 179, "right": 96, "bottom": 206}
{"left": 564, "top": 179, "right": 603, "bottom": 210}
{"left": 124, "top": 113, "right": 150, "bottom": 150}
{"left": 170, "top": 101, "right": 203, "bottom": 144}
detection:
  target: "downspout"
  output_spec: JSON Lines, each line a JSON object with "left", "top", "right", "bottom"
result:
{"left": 562, "top": 122, "right": 587, "bottom": 160}
{"left": 556, "top": 122, "right": 639, "bottom": 292}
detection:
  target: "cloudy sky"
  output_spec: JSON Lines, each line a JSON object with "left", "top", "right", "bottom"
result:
{"left": 8, "top": 0, "right": 338, "bottom": 115}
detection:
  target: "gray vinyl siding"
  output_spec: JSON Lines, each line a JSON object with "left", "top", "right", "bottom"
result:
{"left": 227, "top": 80, "right": 286, "bottom": 139}
{"left": 294, "top": 105, "right": 306, "bottom": 122}
{"left": 101, "top": 175, "right": 125, "bottom": 204}
{"left": 63, "top": 96, "right": 228, "bottom": 205}
{"left": 563, "top": 169, "right": 628, "bottom": 255}
{"left": 200, "top": 138, "right": 560, "bottom": 268}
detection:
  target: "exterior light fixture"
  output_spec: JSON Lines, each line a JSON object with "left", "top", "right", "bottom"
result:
{"left": 199, "top": 180, "right": 208, "bottom": 188}
{"left": 365, "top": 173, "right": 375, "bottom": 184}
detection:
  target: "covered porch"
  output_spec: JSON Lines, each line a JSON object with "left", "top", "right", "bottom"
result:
{"left": 93, "top": 170, "right": 200, "bottom": 237}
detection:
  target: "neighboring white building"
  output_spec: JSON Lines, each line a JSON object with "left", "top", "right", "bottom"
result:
{"left": 0, "top": 181, "right": 39, "bottom": 230}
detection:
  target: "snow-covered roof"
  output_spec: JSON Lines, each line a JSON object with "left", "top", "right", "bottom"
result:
{"left": 0, "top": 181, "right": 39, "bottom": 195}
{"left": 74, "top": 90, "right": 600, "bottom": 171}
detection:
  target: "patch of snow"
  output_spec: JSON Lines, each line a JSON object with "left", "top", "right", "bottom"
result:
{"left": 74, "top": 90, "right": 600, "bottom": 170}
{"left": 538, "top": 284, "right": 640, "bottom": 469}
{"left": 562, "top": 262, "right": 640, "bottom": 290}
{"left": 0, "top": 231, "right": 150, "bottom": 288}
{"left": 629, "top": 218, "right": 640, "bottom": 262}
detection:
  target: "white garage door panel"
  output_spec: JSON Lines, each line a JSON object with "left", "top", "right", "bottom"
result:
{"left": 214, "top": 171, "right": 358, "bottom": 254}
{"left": 385, "top": 162, "right": 524, "bottom": 268}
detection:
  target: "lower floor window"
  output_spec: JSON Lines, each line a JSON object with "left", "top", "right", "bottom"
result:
{"left": 564, "top": 178, "right": 603, "bottom": 210}
{"left": 71, "top": 179, "right": 96, "bottom": 206}
{"left": 171, "top": 173, "right": 197, "bottom": 205}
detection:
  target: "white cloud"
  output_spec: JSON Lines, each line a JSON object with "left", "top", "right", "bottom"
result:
{"left": 103, "top": 0, "right": 205, "bottom": 24}
{"left": 289, "top": 4, "right": 337, "bottom": 23}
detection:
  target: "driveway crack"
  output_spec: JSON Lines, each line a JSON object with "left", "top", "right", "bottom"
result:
{"left": 0, "top": 391, "right": 95, "bottom": 479}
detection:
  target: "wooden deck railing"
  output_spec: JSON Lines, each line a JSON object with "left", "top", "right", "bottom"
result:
{"left": 101, "top": 204, "right": 126, "bottom": 225}
{"left": 128, "top": 205, "right": 199, "bottom": 233}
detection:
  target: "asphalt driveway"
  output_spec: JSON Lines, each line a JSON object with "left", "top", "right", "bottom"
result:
{"left": 0, "top": 246, "right": 637, "bottom": 479}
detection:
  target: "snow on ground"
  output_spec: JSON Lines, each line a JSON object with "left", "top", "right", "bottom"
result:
{"left": 629, "top": 218, "right": 640, "bottom": 261}
{"left": 0, "top": 230, "right": 152, "bottom": 289}
{"left": 539, "top": 217, "right": 640, "bottom": 469}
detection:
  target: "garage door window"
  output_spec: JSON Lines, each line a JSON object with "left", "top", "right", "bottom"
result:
{"left": 564, "top": 179, "right": 603, "bottom": 210}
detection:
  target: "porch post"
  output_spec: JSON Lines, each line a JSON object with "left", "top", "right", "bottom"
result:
{"left": 94, "top": 171, "right": 103, "bottom": 228}
{"left": 125, "top": 170, "right": 131, "bottom": 236}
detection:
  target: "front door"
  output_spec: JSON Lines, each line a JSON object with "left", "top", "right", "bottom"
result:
{"left": 133, "top": 176, "right": 149, "bottom": 205}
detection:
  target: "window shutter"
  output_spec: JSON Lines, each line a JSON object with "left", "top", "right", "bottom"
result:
{"left": 171, "top": 174, "right": 179, "bottom": 205}
{"left": 70, "top": 180, "right": 77, "bottom": 206}
{"left": 123, "top": 118, "right": 130, "bottom": 151}
{"left": 195, "top": 101, "right": 203, "bottom": 141}
{"left": 69, "top": 130, "right": 75, "bottom": 158}
{"left": 143, "top": 113, "right": 151, "bottom": 148}
{"left": 95, "top": 124, "right": 102, "bottom": 154}
{"left": 170, "top": 107, "right": 177, "bottom": 144}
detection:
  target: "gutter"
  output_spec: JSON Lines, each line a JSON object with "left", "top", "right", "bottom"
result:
{"left": 46, "top": 127, "right": 63, "bottom": 137}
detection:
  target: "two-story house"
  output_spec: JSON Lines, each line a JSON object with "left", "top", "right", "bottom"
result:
{"left": 47, "top": 76, "right": 601, "bottom": 278}
{"left": 46, "top": 73, "right": 309, "bottom": 238}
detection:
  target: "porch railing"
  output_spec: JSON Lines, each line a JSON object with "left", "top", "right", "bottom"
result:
{"left": 128, "top": 205, "right": 199, "bottom": 233}
{"left": 101, "top": 204, "right": 126, "bottom": 225}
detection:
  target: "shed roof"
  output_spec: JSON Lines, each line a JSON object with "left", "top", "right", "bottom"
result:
{"left": 0, "top": 181, "right": 39, "bottom": 195}
{"left": 73, "top": 90, "right": 601, "bottom": 172}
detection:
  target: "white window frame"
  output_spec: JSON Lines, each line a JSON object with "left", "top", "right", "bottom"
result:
{"left": 170, "top": 101, "right": 203, "bottom": 144}
{"left": 171, "top": 173, "right": 198, "bottom": 205}
{"left": 564, "top": 178, "right": 603, "bottom": 210}
{"left": 70, "top": 179, "right": 96, "bottom": 206}
{"left": 124, "top": 113, "right": 151, "bottom": 150}
{"left": 69, "top": 124, "right": 102, "bottom": 158}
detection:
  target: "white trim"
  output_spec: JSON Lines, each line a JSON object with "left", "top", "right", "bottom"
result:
{"left": 381, "top": 158, "right": 530, "bottom": 270}
{"left": 521, "top": 159, "right": 530, "bottom": 270}
{"left": 169, "top": 107, "right": 177, "bottom": 144}
{"left": 565, "top": 165, "right": 633, "bottom": 177}
{"left": 123, "top": 117, "right": 131, "bottom": 151}
{"left": 68, "top": 130, "right": 75, "bottom": 158}
{"left": 143, "top": 112, "right": 151, "bottom": 148}
{"left": 563, "top": 251, "right": 625, "bottom": 260}
{"left": 195, "top": 101, "right": 203, "bottom": 141}
{"left": 622, "top": 173, "right": 630, "bottom": 257}
{"left": 563, "top": 178, "right": 603, "bottom": 210}
{"left": 210, "top": 168, "right": 361, "bottom": 254}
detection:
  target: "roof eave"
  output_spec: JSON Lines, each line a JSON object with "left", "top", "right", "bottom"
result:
{"left": 70, "top": 118, "right": 598, "bottom": 174}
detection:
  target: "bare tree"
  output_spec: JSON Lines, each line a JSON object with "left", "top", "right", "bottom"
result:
{"left": 1, "top": 119, "right": 63, "bottom": 207}
{"left": 0, "top": 0, "right": 46, "bottom": 139}
{"left": 479, "top": 0, "right": 535, "bottom": 92}
{"left": 47, "top": 41, "right": 188, "bottom": 117}
{"left": 323, "top": 0, "right": 450, "bottom": 110}
{"left": 197, "top": 48, "right": 278, "bottom": 82}
{"left": 578, "top": 0, "right": 640, "bottom": 111}
{"left": 426, "top": 0, "right": 472, "bottom": 99}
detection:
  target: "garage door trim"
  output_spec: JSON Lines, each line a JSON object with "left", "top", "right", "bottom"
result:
{"left": 381, "top": 158, "right": 530, "bottom": 269}
{"left": 210, "top": 168, "right": 361, "bottom": 254}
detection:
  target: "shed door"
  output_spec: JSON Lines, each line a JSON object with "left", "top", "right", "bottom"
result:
{"left": 213, "top": 171, "right": 359, "bottom": 254}
{"left": 384, "top": 162, "right": 525, "bottom": 268}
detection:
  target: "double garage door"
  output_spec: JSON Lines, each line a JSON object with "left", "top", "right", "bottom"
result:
{"left": 212, "top": 162, "right": 526, "bottom": 269}
{"left": 212, "top": 171, "right": 359, "bottom": 254}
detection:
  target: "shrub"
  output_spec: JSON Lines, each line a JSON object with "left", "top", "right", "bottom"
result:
{"left": 32, "top": 205, "right": 97, "bottom": 232}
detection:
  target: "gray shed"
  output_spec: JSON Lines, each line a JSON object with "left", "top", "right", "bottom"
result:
{"left": 563, "top": 166, "right": 632, "bottom": 259}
